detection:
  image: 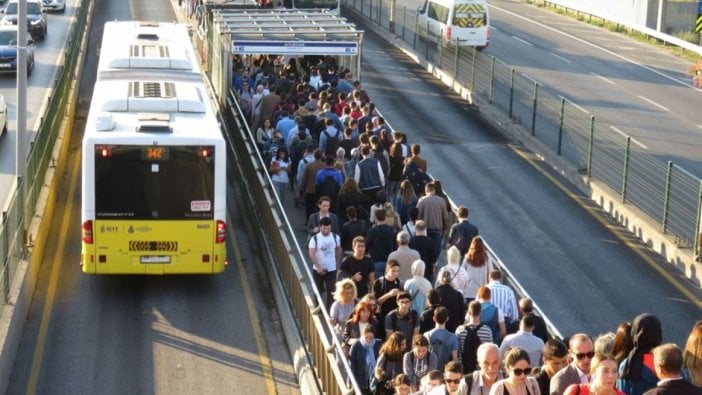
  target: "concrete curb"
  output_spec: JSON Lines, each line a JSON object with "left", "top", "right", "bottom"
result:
{"left": 343, "top": 4, "right": 701, "bottom": 286}
{"left": 0, "top": 0, "right": 93, "bottom": 391}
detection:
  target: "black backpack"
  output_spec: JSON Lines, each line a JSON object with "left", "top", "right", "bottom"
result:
{"left": 316, "top": 173, "right": 340, "bottom": 203}
{"left": 323, "top": 129, "right": 340, "bottom": 157}
{"left": 460, "top": 323, "right": 485, "bottom": 374}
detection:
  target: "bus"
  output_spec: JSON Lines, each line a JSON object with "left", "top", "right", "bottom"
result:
{"left": 269, "top": 0, "right": 340, "bottom": 15}
{"left": 81, "top": 21, "right": 227, "bottom": 274}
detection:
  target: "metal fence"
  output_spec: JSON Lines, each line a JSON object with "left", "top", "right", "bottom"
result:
{"left": 342, "top": 0, "right": 702, "bottom": 255}
{"left": 0, "top": 1, "right": 90, "bottom": 311}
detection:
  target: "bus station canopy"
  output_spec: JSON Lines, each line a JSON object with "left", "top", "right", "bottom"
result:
{"left": 212, "top": 9, "right": 364, "bottom": 55}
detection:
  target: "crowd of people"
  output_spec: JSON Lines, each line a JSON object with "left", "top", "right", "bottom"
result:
{"left": 233, "top": 55, "right": 702, "bottom": 395}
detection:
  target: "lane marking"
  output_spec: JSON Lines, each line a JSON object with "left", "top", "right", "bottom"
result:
{"left": 228, "top": 215, "right": 277, "bottom": 395}
{"left": 511, "top": 146, "right": 702, "bottom": 310}
{"left": 550, "top": 52, "right": 572, "bottom": 64}
{"left": 558, "top": 95, "right": 590, "bottom": 114}
{"left": 496, "top": 58, "right": 508, "bottom": 66}
{"left": 512, "top": 36, "right": 534, "bottom": 47}
{"left": 697, "top": 125, "right": 702, "bottom": 129}
{"left": 638, "top": 95, "right": 669, "bottom": 112}
{"left": 610, "top": 126, "right": 648, "bottom": 149}
{"left": 491, "top": 4, "right": 702, "bottom": 93}
{"left": 27, "top": 152, "right": 81, "bottom": 394}
{"left": 590, "top": 72, "right": 616, "bottom": 85}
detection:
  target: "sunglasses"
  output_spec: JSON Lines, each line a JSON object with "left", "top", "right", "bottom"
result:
{"left": 512, "top": 368, "right": 530, "bottom": 376}
{"left": 444, "top": 378, "right": 461, "bottom": 384}
{"left": 574, "top": 351, "right": 596, "bottom": 360}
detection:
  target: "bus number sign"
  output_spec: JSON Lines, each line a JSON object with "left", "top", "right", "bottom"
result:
{"left": 142, "top": 147, "right": 170, "bottom": 161}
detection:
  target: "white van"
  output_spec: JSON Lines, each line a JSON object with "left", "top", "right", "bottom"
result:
{"left": 417, "top": 0, "right": 490, "bottom": 49}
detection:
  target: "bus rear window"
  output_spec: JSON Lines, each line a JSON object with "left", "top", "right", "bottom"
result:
{"left": 94, "top": 145, "right": 215, "bottom": 220}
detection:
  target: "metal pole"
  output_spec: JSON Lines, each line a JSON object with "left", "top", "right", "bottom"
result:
{"left": 489, "top": 56, "right": 495, "bottom": 103}
{"left": 389, "top": 0, "right": 395, "bottom": 32}
{"left": 413, "top": 13, "right": 418, "bottom": 49}
{"left": 557, "top": 97, "right": 565, "bottom": 155}
{"left": 531, "top": 82, "right": 538, "bottom": 135}
{"left": 622, "top": 136, "right": 631, "bottom": 203}
{"left": 662, "top": 161, "right": 673, "bottom": 233}
{"left": 695, "top": 181, "right": 702, "bottom": 258}
{"left": 470, "top": 46, "right": 476, "bottom": 91}
{"left": 509, "top": 68, "right": 515, "bottom": 118}
{"left": 453, "top": 40, "right": 460, "bottom": 83}
{"left": 377, "top": 0, "right": 382, "bottom": 25}
{"left": 587, "top": 116, "right": 595, "bottom": 178}
{"left": 16, "top": 0, "right": 28, "bottom": 246}
{"left": 402, "top": 6, "right": 406, "bottom": 40}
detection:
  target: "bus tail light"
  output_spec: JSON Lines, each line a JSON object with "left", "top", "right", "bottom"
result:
{"left": 445, "top": 26, "right": 452, "bottom": 42}
{"left": 216, "top": 220, "right": 226, "bottom": 244}
{"left": 82, "top": 220, "right": 93, "bottom": 244}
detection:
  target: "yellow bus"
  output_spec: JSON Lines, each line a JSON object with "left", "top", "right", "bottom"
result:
{"left": 81, "top": 21, "right": 227, "bottom": 274}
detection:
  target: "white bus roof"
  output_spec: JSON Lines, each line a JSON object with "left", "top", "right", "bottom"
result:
{"left": 84, "top": 78, "right": 221, "bottom": 143}
{"left": 98, "top": 21, "right": 199, "bottom": 74}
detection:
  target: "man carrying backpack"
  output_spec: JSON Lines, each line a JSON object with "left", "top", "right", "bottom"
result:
{"left": 384, "top": 291, "right": 419, "bottom": 342}
{"left": 446, "top": 205, "right": 479, "bottom": 255}
{"left": 423, "top": 307, "right": 458, "bottom": 373}
{"left": 319, "top": 118, "right": 341, "bottom": 158}
{"left": 315, "top": 156, "right": 343, "bottom": 214}
{"left": 476, "top": 286, "right": 507, "bottom": 344}
{"left": 456, "top": 301, "right": 494, "bottom": 374}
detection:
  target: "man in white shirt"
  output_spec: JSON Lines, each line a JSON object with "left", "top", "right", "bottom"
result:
{"left": 486, "top": 270, "right": 518, "bottom": 326}
{"left": 308, "top": 217, "right": 342, "bottom": 308}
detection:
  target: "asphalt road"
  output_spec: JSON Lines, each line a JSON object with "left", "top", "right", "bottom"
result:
{"left": 485, "top": 0, "right": 702, "bottom": 176}
{"left": 350, "top": 19, "right": 702, "bottom": 346}
{"left": 0, "top": 0, "right": 76, "bottom": 205}
{"left": 5, "top": 0, "right": 298, "bottom": 393}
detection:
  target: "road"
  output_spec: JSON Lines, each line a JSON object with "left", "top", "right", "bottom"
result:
{"left": 345, "top": 16, "right": 702, "bottom": 346}
{"left": 485, "top": 0, "right": 702, "bottom": 176}
{"left": 5, "top": 0, "right": 298, "bottom": 393}
{"left": 0, "top": 0, "right": 77, "bottom": 205}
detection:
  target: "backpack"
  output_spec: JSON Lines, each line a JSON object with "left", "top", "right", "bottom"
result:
{"left": 402, "top": 161, "right": 431, "bottom": 196}
{"left": 344, "top": 148, "right": 361, "bottom": 178}
{"left": 428, "top": 330, "right": 452, "bottom": 372}
{"left": 460, "top": 324, "right": 485, "bottom": 374}
{"left": 323, "top": 129, "right": 340, "bottom": 157}
{"left": 313, "top": 233, "right": 339, "bottom": 249}
{"left": 480, "top": 303, "right": 500, "bottom": 344}
{"left": 316, "top": 172, "right": 341, "bottom": 202}
{"left": 448, "top": 223, "right": 470, "bottom": 256}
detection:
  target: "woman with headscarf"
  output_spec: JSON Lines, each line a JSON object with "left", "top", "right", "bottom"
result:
{"left": 403, "top": 260, "right": 433, "bottom": 315}
{"left": 616, "top": 313, "right": 662, "bottom": 395}
{"left": 349, "top": 325, "right": 382, "bottom": 395}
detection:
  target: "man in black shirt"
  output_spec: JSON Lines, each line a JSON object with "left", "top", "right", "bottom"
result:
{"left": 408, "top": 220, "right": 436, "bottom": 282}
{"left": 339, "top": 236, "right": 375, "bottom": 297}
{"left": 365, "top": 209, "right": 396, "bottom": 279}
{"left": 340, "top": 206, "right": 368, "bottom": 253}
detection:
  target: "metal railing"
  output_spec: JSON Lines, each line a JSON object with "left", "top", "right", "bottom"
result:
{"left": 0, "top": 0, "right": 90, "bottom": 312}
{"left": 342, "top": 0, "right": 702, "bottom": 257}
{"left": 222, "top": 90, "right": 362, "bottom": 395}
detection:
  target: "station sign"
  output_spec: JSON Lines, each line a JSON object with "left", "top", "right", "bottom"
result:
{"left": 232, "top": 40, "right": 358, "bottom": 55}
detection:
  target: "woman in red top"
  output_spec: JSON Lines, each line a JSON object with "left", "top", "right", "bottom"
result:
{"left": 565, "top": 353, "right": 624, "bottom": 395}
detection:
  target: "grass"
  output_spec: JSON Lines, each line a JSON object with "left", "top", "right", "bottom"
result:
{"left": 524, "top": 0, "right": 702, "bottom": 64}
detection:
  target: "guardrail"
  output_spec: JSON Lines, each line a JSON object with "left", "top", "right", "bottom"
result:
{"left": 221, "top": 90, "right": 362, "bottom": 395}
{"left": 342, "top": 0, "right": 702, "bottom": 260}
{"left": 0, "top": 0, "right": 90, "bottom": 312}
{"left": 534, "top": 0, "right": 702, "bottom": 57}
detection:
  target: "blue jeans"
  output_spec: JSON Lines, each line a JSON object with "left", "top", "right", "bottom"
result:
{"left": 374, "top": 261, "right": 386, "bottom": 280}
{"left": 427, "top": 230, "right": 443, "bottom": 261}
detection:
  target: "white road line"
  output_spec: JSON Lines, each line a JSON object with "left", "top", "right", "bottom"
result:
{"left": 697, "top": 125, "right": 702, "bottom": 130}
{"left": 496, "top": 58, "right": 508, "bottom": 66}
{"left": 638, "top": 95, "right": 669, "bottom": 112}
{"left": 491, "top": 4, "right": 702, "bottom": 93}
{"left": 610, "top": 126, "right": 648, "bottom": 149}
{"left": 559, "top": 95, "right": 589, "bottom": 114}
{"left": 550, "top": 52, "right": 572, "bottom": 64}
{"left": 590, "top": 72, "right": 616, "bottom": 85}
{"left": 512, "top": 36, "right": 534, "bottom": 47}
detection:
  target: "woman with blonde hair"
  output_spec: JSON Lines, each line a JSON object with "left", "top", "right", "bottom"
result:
{"left": 463, "top": 236, "right": 491, "bottom": 303}
{"left": 329, "top": 279, "right": 357, "bottom": 337}
{"left": 434, "top": 246, "right": 471, "bottom": 299}
{"left": 564, "top": 353, "right": 624, "bottom": 395}
{"left": 683, "top": 320, "right": 702, "bottom": 386}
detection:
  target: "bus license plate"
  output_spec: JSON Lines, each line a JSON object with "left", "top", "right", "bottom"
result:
{"left": 140, "top": 256, "right": 171, "bottom": 264}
